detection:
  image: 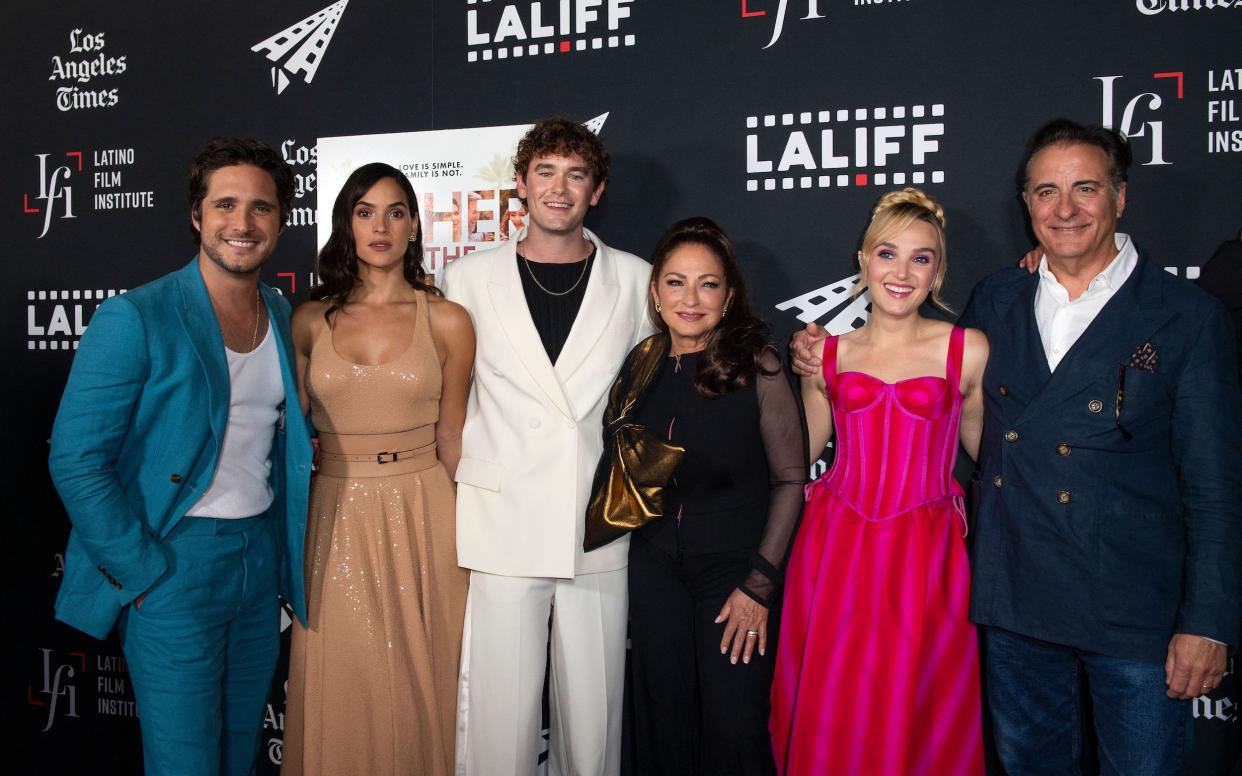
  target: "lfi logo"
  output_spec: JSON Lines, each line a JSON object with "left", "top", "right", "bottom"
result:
{"left": 1096, "top": 72, "right": 1183, "bottom": 166}
{"left": 25, "top": 152, "right": 82, "bottom": 238}
{"left": 252, "top": 0, "right": 350, "bottom": 95}
{"left": 28, "top": 648, "right": 84, "bottom": 732}
{"left": 742, "top": 0, "right": 825, "bottom": 49}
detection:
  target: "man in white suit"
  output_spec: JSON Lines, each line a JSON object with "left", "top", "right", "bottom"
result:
{"left": 443, "top": 117, "right": 653, "bottom": 776}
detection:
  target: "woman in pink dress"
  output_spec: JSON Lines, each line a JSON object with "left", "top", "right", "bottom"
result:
{"left": 771, "top": 188, "right": 989, "bottom": 775}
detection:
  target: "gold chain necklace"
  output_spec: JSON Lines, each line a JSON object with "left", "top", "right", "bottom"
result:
{"left": 520, "top": 243, "right": 592, "bottom": 297}
{"left": 250, "top": 290, "right": 263, "bottom": 350}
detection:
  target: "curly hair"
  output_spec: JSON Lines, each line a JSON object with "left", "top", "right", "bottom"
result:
{"left": 855, "top": 187, "right": 952, "bottom": 313}
{"left": 647, "top": 217, "right": 778, "bottom": 399}
{"left": 513, "top": 116, "right": 610, "bottom": 186}
{"left": 188, "top": 137, "right": 294, "bottom": 241}
{"left": 311, "top": 163, "right": 440, "bottom": 320}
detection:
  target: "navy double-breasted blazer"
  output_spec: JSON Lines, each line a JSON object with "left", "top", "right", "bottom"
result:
{"left": 960, "top": 246, "right": 1242, "bottom": 661}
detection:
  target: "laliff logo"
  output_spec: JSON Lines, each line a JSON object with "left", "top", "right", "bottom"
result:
{"left": 25, "top": 152, "right": 80, "bottom": 239}
{"left": 743, "top": 0, "right": 914, "bottom": 50}
{"left": 252, "top": 0, "right": 350, "bottom": 95}
{"left": 28, "top": 288, "right": 125, "bottom": 352}
{"left": 1137, "top": 0, "right": 1240, "bottom": 15}
{"left": 746, "top": 103, "right": 945, "bottom": 192}
{"left": 466, "top": 0, "right": 636, "bottom": 63}
{"left": 776, "top": 273, "right": 871, "bottom": 334}
{"left": 28, "top": 648, "right": 83, "bottom": 732}
{"left": 1097, "top": 72, "right": 1183, "bottom": 165}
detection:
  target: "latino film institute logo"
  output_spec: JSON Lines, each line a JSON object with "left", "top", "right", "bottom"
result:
{"left": 1097, "top": 72, "right": 1183, "bottom": 166}
{"left": 746, "top": 102, "right": 945, "bottom": 192}
{"left": 252, "top": 0, "right": 349, "bottom": 95}
{"left": 25, "top": 152, "right": 80, "bottom": 239}
{"left": 466, "top": 0, "right": 637, "bottom": 63}
{"left": 743, "top": 0, "right": 914, "bottom": 50}
{"left": 24, "top": 149, "right": 156, "bottom": 238}
{"left": 28, "top": 649, "right": 83, "bottom": 732}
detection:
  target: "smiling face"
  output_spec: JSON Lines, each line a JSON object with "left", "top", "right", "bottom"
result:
{"left": 862, "top": 219, "right": 940, "bottom": 317}
{"left": 193, "top": 164, "right": 283, "bottom": 277}
{"left": 515, "top": 152, "right": 605, "bottom": 239}
{"left": 352, "top": 177, "right": 417, "bottom": 270}
{"left": 651, "top": 242, "right": 734, "bottom": 353}
{"left": 1023, "top": 142, "right": 1126, "bottom": 271}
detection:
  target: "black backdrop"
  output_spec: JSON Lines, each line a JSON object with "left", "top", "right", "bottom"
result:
{"left": 7, "top": 2, "right": 1241, "bottom": 773}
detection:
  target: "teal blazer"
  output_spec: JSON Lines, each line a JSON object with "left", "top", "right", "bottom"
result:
{"left": 49, "top": 259, "right": 311, "bottom": 639}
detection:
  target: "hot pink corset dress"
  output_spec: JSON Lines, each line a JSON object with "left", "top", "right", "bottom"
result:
{"left": 770, "top": 326, "right": 984, "bottom": 775}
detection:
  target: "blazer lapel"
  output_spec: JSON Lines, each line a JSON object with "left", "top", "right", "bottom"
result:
{"left": 487, "top": 233, "right": 574, "bottom": 418}
{"left": 174, "top": 260, "right": 230, "bottom": 445}
{"left": 1016, "top": 252, "right": 1171, "bottom": 424}
{"left": 260, "top": 284, "right": 300, "bottom": 436}
{"left": 553, "top": 228, "right": 621, "bottom": 387}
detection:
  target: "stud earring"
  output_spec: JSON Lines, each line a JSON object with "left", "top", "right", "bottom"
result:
{"left": 654, "top": 302, "right": 662, "bottom": 313}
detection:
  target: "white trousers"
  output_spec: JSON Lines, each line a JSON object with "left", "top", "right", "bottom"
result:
{"left": 455, "top": 568, "right": 628, "bottom": 776}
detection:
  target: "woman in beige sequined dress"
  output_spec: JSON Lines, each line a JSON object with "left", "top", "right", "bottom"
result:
{"left": 282, "top": 163, "right": 474, "bottom": 775}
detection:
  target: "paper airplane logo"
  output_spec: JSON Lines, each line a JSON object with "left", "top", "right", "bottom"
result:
{"left": 584, "top": 113, "right": 608, "bottom": 135}
{"left": 252, "top": 0, "right": 349, "bottom": 95}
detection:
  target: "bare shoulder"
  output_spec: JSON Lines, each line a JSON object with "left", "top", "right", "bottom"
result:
{"left": 427, "top": 295, "right": 475, "bottom": 345}
{"left": 427, "top": 295, "right": 473, "bottom": 329}
{"left": 960, "top": 326, "right": 989, "bottom": 383}
{"left": 961, "top": 326, "right": 990, "bottom": 358}
{"left": 292, "top": 299, "right": 329, "bottom": 336}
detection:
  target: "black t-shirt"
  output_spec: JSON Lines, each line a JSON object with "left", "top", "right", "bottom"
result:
{"left": 517, "top": 246, "right": 597, "bottom": 365}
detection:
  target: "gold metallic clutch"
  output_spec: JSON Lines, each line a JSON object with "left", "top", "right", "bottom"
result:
{"left": 584, "top": 334, "right": 685, "bottom": 552}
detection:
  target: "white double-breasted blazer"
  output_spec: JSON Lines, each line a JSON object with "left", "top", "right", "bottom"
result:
{"left": 442, "top": 227, "right": 653, "bottom": 578}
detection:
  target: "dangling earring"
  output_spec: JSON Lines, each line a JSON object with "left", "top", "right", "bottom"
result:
{"left": 409, "top": 233, "right": 417, "bottom": 242}
{"left": 722, "top": 305, "right": 729, "bottom": 316}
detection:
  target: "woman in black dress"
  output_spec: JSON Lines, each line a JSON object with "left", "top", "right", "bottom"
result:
{"left": 617, "top": 217, "right": 806, "bottom": 775}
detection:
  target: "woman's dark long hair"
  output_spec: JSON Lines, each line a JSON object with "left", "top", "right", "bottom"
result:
{"left": 311, "top": 162, "right": 440, "bottom": 319}
{"left": 648, "top": 217, "right": 778, "bottom": 398}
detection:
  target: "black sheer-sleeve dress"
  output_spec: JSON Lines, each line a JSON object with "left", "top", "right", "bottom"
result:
{"left": 626, "top": 345, "right": 806, "bottom": 776}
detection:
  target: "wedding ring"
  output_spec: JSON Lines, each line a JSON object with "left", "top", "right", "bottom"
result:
{"left": 746, "top": 630, "right": 759, "bottom": 637}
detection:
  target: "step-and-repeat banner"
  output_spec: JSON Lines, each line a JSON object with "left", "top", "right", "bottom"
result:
{"left": 8, "top": 2, "right": 1240, "bottom": 774}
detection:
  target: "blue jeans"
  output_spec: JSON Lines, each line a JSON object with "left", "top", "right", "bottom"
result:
{"left": 984, "top": 626, "right": 1191, "bottom": 776}
{"left": 119, "top": 515, "right": 279, "bottom": 776}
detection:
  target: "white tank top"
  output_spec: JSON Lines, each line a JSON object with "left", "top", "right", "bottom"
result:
{"left": 186, "top": 325, "right": 284, "bottom": 518}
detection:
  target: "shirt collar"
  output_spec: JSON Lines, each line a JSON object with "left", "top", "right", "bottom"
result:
{"left": 1036, "top": 233, "right": 1137, "bottom": 295}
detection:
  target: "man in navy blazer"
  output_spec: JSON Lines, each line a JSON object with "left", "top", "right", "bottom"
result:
{"left": 49, "top": 138, "right": 312, "bottom": 776}
{"left": 960, "top": 120, "right": 1242, "bottom": 774}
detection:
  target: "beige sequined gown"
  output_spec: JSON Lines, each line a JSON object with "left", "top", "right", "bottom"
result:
{"left": 283, "top": 291, "right": 467, "bottom": 775}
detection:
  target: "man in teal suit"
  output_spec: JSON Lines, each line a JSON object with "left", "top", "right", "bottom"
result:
{"left": 49, "top": 137, "right": 312, "bottom": 776}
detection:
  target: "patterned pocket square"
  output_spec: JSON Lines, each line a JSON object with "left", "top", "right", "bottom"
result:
{"left": 1129, "top": 342, "right": 1158, "bottom": 372}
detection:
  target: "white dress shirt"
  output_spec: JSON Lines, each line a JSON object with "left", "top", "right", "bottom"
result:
{"left": 1034, "top": 233, "right": 1138, "bottom": 371}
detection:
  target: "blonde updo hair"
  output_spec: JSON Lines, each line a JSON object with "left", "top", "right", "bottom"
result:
{"left": 855, "top": 187, "right": 951, "bottom": 312}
